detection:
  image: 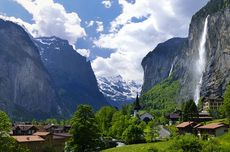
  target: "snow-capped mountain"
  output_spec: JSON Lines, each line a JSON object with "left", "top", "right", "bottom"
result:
{"left": 97, "top": 75, "right": 142, "bottom": 108}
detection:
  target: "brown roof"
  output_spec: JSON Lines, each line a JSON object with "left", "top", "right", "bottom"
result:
{"left": 12, "top": 135, "right": 45, "bottom": 143}
{"left": 176, "top": 122, "right": 195, "bottom": 128}
{"left": 34, "top": 125, "right": 46, "bottom": 132}
{"left": 198, "top": 123, "right": 226, "bottom": 130}
{"left": 14, "top": 125, "right": 38, "bottom": 131}
{"left": 33, "top": 132, "right": 50, "bottom": 137}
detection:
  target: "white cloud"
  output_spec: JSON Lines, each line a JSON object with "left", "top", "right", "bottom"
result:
{"left": 102, "top": 0, "right": 112, "bottom": 8}
{"left": 96, "top": 21, "right": 104, "bottom": 33}
{"left": 92, "top": 0, "right": 209, "bottom": 83}
{"left": 76, "top": 49, "right": 90, "bottom": 58}
{"left": 10, "top": 0, "right": 86, "bottom": 44}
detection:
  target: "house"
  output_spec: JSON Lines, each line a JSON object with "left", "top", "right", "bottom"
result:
{"left": 166, "top": 110, "right": 182, "bottom": 125}
{"left": 202, "top": 97, "right": 223, "bottom": 112}
{"left": 12, "top": 135, "right": 45, "bottom": 152}
{"left": 44, "top": 124, "right": 71, "bottom": 133}
{"left": 13, "top": 131, "right": 71, "bottom": 152}
{"left": 192, "top": 112, "right": 213, "bottom": 122}
{"left": 176, "top": 121, "right": 197, "bottom": 134}
{"left": 197, "top": 123, "right": 228, "bottom": 137}
{"left": 13, "top": 125, "right": 39, "bottom": 135}
{"left": 140, "top": 113, "right": 154, "bottom": 123}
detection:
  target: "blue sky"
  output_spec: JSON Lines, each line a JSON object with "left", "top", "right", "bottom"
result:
{"left": 0, "top": 0, "right": 209, "bottom": 83}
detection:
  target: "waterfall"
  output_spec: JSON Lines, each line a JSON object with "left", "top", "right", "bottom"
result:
{"left": 194, "top": 16, "right": 209, "bottom": 105}
{"left": 168, "top": 63, "right": 174, "bottom": 77}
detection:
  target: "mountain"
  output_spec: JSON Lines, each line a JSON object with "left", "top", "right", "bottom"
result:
{"left": 97, "top": 75, "right": 142, "bottom": 108}
{"left": 34, "top": 36, "right": 108, "bottom": 114}
{"left": 0, "top": 19, "right": 62, "bottom": 120}
{"left": 142, "top": 38, "right": 188, "bottom": 93}
{"left": 142, "top": 0, "right": 230, "bottom": 104}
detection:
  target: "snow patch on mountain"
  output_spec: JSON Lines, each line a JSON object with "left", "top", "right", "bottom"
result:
{"left": 97, "top": 75, "right": 142, "bottom": 108}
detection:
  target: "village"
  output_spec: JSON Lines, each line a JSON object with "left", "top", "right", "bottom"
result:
{"left": 9, "top": 123, "right": 71, "bottom": 151}
{"left": 8, "top": 94, "right": 229, "bottom": 152}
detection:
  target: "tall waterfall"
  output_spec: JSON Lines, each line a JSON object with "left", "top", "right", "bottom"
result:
{"left": 194, "top": 16, "right": 209, "bottom": 105}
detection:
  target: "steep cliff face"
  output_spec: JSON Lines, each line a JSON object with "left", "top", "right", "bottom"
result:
{"left": 0, "top": 19, "right": 61, "bottom": 119}
{"left": 190, "top": 1, "right": 230, "bottom": 99}
{"left": 34, "top": 37, "right": 108, "bottom": 113}
{"left": 142, "top": 0, "right": 230, "bottom": 102}
{"left": 141, "top": 38, "right": 188, "bottom": 93}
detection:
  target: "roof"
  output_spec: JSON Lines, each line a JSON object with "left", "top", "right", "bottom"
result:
{"left": 193, "top": 124, "right": 202, "bottom": 128}
{"left": 53, "top": 133, "right": 72, "bottom": 140}
{"left": 140, "top": 113, "right": 154, "bottom": 119}
{"left": 169, "top": 113, "right": 180, "bottom": 119}
{"left": 198, "top": 123, "right": 227, "bottom": 130}
{"left": 44, "top": 124, "right": 58, "bottom": 130}
{"left": 14, "top": 125, "right": 38, "bottom": 131}
{"left": 176, "top": 122, "right": 195, "bottom": 128}
{"left": 12, "top": 135, "right": 45, "bottom": 143}
{"left": 33, "top": 132, "right": 50, "bottom": 137}
{"left": 34, "top": 125, "right": 46, "bottom": 132}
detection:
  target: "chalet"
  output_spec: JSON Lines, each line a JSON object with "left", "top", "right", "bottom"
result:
{"left": 140, "top": 113, "right": 154, "bottom": 123}
{"left": 13, "top": 125, "right": 39, "bottom": 135}
{"left": 176, "top": 121, "right": 197, "bottom": 134}
{"left": 197, "top": 123, "right": 228, "bottom": 137}
{"left": 12, "top": 135, "right": 45, "bottom": 152}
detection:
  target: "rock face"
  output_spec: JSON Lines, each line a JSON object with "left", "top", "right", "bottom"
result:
{"left": 141, "top": 38, "right": 188, "bottom": 93}
{"left": 142, "top": 0, "right": 230, "bottom": 102}
{"left": 190, "top": 0, "right": 230, "bottom": 99}
{"left": 97, "top": 75, "right": 141, "bottom": 108}
{"left": 0, "top": 19, "right": 61, "bottom": 119}
{"left": 34, "top": 37, "right": 108, "bottom": 114}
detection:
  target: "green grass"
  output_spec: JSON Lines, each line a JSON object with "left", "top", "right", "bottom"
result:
{"left": 216, "top": 130, "right": 230, "bottom": 150}
{"left": 102, "top": 141, "right": 171, "bottom": 152}
{"left": 203, "top": 118, "right": 229, "bottom": 125}
{"left": 140, "top": 77, "right": 180, "bottom": 115}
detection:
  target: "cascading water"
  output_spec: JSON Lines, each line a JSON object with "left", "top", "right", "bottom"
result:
{"left": 168, "top": 63, "right": 174, "bottom": 77}
{"left": 194, "top": 16, "right": 209, "bottom": 105}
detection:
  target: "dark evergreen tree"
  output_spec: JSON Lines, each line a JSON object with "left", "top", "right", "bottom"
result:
{"left": 182, "top": 99, "right": 198, "bottom": 121}
{"left": 69, "top": 105, "right": 99, "bottom": 152}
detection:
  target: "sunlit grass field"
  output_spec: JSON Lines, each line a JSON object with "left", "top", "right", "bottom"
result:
{"left": 102, "top": 141, "right": 171, "bottom": 152}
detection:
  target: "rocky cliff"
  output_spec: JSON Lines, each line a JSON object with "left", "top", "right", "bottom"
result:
{"left": 142, "top": 38, "right": 188, "bottom": 93}
{"left": 34, "top": 37, "right": 108, "bottom": 114}
{"left": 0, "top": 19, "right": 61, "bottom": 119}
{"left": 142, "top": 0, "right": 230, "bottom": 103}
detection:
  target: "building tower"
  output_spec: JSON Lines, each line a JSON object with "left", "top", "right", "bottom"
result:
{"left": 133, "top": 94, "right": 141, "bottom": 117}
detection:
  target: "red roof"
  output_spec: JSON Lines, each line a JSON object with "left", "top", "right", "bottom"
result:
{"left": 176, "top": 122, "right": 195, "bottom": 128}
{"left": 198, "top": 123, "right": 226, "bottom": 130}
{"left": 12, "top": 135, "right": 45, "bottom": 143}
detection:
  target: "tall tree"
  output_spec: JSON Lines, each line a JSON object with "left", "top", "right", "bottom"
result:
{"left": 0, "top": 110, "right": 29, "bottom": 152}
{"left": 0, "top": 110, "right": 11, "bottom": 133}
{"left": 69, "top": 105, "right": 99, "bottom": 152}
{"left": 95, "top": 106, "right": 116, "bottom": 136}
{"left": 182, "top": 99, "right": 198, "bottom": 121}
{"left": 223, "top": 84, "right": 230, "bottom": 126}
